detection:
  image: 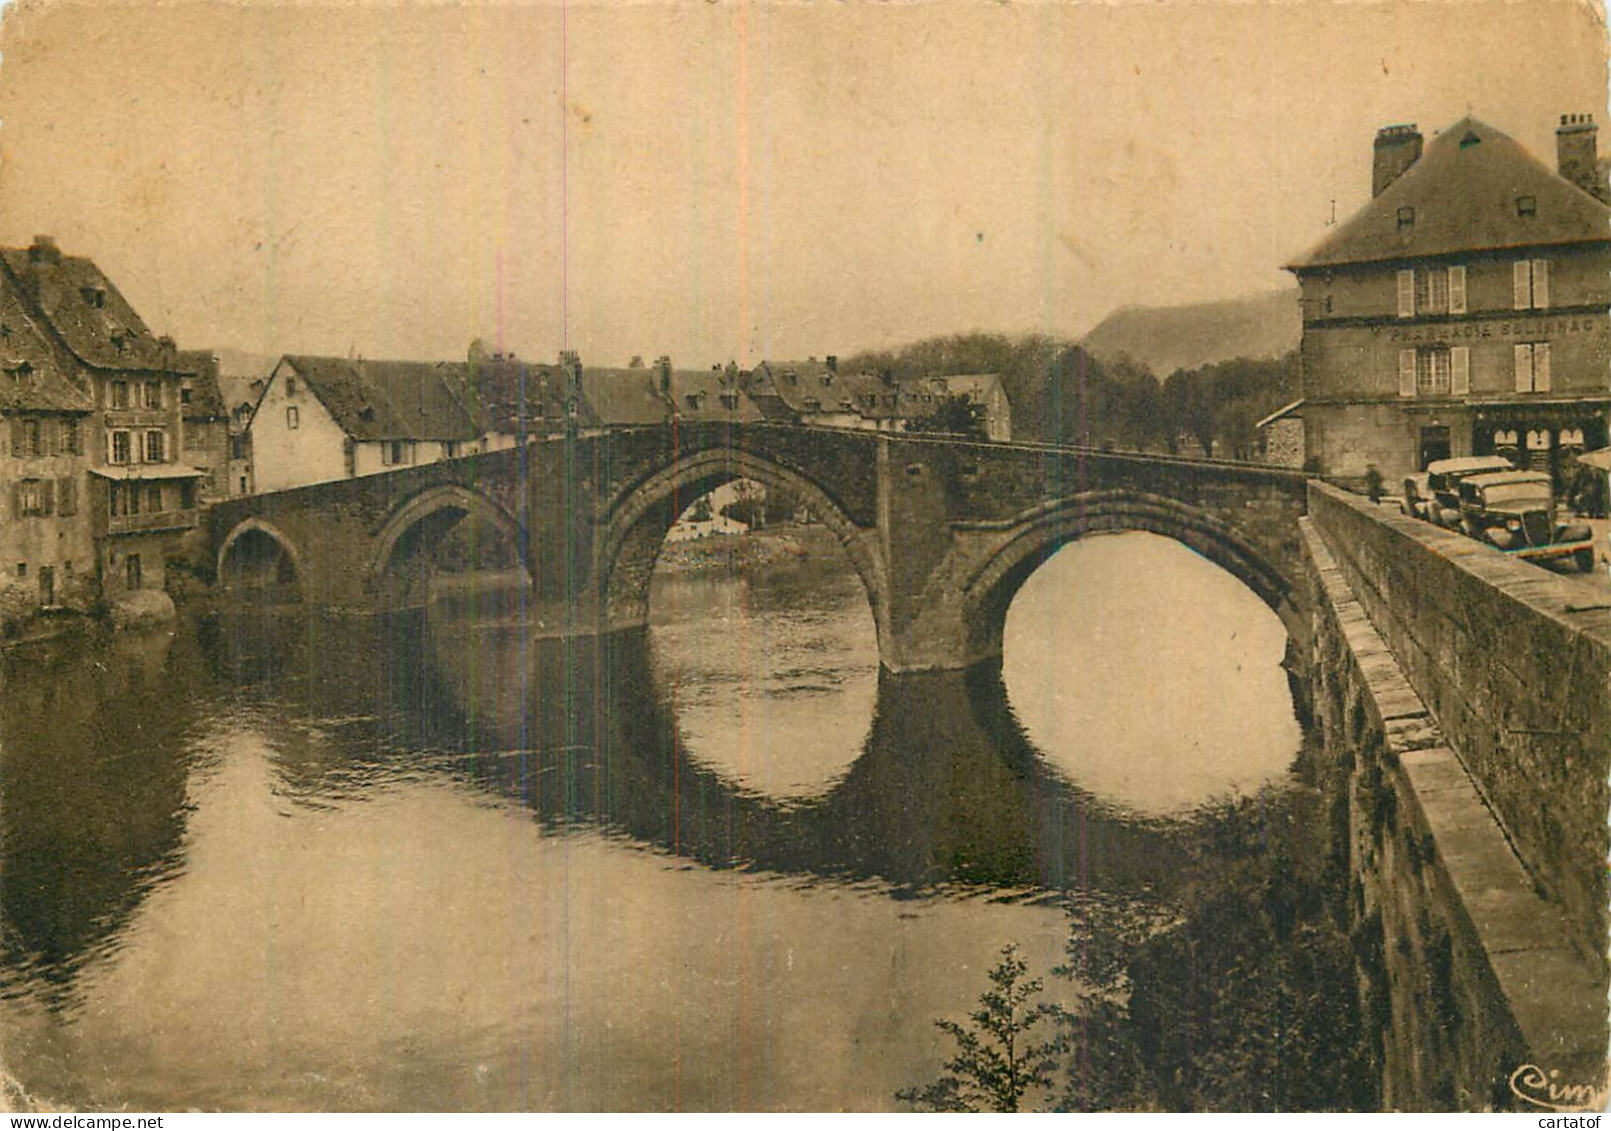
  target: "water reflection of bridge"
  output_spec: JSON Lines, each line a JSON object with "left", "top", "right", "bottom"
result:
{"left": 199, "top": 608, "right": 1189, "bottom": 895}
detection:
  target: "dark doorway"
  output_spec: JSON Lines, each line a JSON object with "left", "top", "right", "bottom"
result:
{"left": 1419, "top": 426, "right": 1451, "bottom": 469}
{"left": 125, "top": 553, "right": 143, "bottom": 592}
{"left": 38, "top": 565, "right": 54, "bottom": 607}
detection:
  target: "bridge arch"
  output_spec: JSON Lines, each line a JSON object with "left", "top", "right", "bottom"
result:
{"left": 958, "top": 489, "right": 1305, "bottom": 662}
{"left": 217, "top": 518, "right": 304, "bottom": 595}
{"left": 367, "top": 484, "right": 530, "bottom": 605}
{"left": 596, "top": 446, "right": 887, "bottom": 639}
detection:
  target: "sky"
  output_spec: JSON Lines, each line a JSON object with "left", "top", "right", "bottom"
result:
{"left": 0, "top": 0, "right": 1605, "bottom": 369}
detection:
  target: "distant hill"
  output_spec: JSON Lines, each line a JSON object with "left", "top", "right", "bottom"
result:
{"left": 1079, "top": 288, "right": 1301, "bottom": 376}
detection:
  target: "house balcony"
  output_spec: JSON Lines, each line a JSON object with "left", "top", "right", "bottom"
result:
{"left": 106, "top": 508, "right": 199, "bottom": 535}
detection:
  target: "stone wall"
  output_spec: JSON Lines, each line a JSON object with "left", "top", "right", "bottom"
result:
{"left": 1308, "top": 480, "right": 1610, "bottom": 957}
{"left": 1303, "top": 487, "right": 1608, "bottom": 1109}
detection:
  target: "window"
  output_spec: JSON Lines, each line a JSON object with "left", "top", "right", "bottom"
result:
{"left": 285, "top": 376, "right": 297, "bottom": 396}
{"left": 110, "top": 430, "right": 131, "bottom": 464}
{"left": 15, "top": 563, "right": 24, "bottom": 579}
{"left": 109, "top": 382, "right": 129, "bottom": 409}
{"left": 62, "top": 418, "right": 81, "bottom": 455}
{"left": 11, "top": 418, "right": 40, "bottom": 458}
{"left": 16, "top": 478, "right": 53, "bottom": 517}
{"left": 286, "top": 406, "right": 300, "bottom": 430}
{"left": 1399, "top": 266, "right": 1465, "bottom": 317}
{"left": 1398, "top": 346, "right": 1469, "bottom": 397}
{"left": 1514, "top": 342, "right": 1552, "bottom": 392}
{"left": 80, "top": 286, "right": 106, "bottom": 308}
{"left": 1396, "top": 207, "right": 1416, "bottom": 230}
{"left": 442, "top": 441, "right": 460, "bottom": 459}
{"left": 143, "top": 381, "right": 162, "bottom": 409}
{"left": 180, "top": 386, "right": 192, "bottom": 405}
{"left": 1514, "top": 260, "right": 1550, "bottom": 310}
{"left": 1516, "top": 196, "right": 1537, "bottom": 216}
{"left": 144, "top": 430, "right": 167, "bottom": 463}
{"left": 146, "top": 484, "right": 164, "bottom": 513}
{"left": 382, "top": 440, "right": 415, "bottom": 466}
{"left": 720, "top": 393, "right": 739, "bottom": 411}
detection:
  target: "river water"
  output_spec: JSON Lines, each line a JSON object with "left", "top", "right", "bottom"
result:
{"left": 0, "top": 529, "right": 1300, "bottom": 1111}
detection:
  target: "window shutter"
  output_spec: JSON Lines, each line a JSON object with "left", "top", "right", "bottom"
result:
{"left": 1448, "top": 266, "right": 1467, "bottom": 314}
{"left": 1450, "top": 346, "right": 1470, "bottom": 395}
{"left": 1514, "top": 344, "right": 1533, "bottom": 392}
{"left": 1397, "top": 270, "right": 1415, "bottom": 318}
{"left": 9, "top": 418, "right": 22, "bottom": 456}
{"left": 1398, "top": 349, "right": 1417, "bottom": 397}
{"left": 9, "top": 481, "right": 17, "bottom": 518}
{"left": 1533, "top": 342, "right": 1551, "bottom": 391}
{"left": 1532, "top": 259, "right": 1550, "bottom": 309}
{"left": 41, "top": 478, "right": 55, "bottom": 516}
{"left": 1514, "top": 261, "right": 1532, "bottom": 309}
{"left": 57, "top": 476, "right": 75, "bottom": 517}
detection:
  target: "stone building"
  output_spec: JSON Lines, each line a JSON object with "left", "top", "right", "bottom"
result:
{"left": 1285, "top": 115, "right": 1610, "bottom": 485}
{"left": 176, "top": 350, "right": 231, "bottom": 504}
{"left": 0, "top": 279, "right": 96, "bottom": 619}
{"left": 0, "top": 238, "right": 203, "bottom": 606}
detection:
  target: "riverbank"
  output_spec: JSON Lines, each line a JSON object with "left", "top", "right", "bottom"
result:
{"left": 655, "top": 522, "right": 846, "bottom": 578}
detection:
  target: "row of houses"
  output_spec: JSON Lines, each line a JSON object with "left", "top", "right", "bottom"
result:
{"left": 0, "top": 235, "right": 1012, "bottom": 623}
{"left": 246, "top": 351, "right": 1011, "bottom": 494}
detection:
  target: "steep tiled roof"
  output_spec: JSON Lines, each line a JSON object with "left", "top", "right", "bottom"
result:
{"left": 665, "top": 368, "right": 764, "bottom": 424}
{"left": 176, "top": 349, "right": 228, "bottom": 420}
{"left": 1290, "top": 117, "right": 1611, "bottom": 270}
{"left": 0, "top": 279, "right": 93, "bottom": 413}
{"left": 578, "top": 367, "right": 671, "bottom": 426}
{"left": 450, "top": 355, "right": 595, "bottom": 434}
{"left": 280, "top": 356, "right": 481, "bottom": 441}
{"left": 0, "top": 242, "right": 171, "bottom": 371}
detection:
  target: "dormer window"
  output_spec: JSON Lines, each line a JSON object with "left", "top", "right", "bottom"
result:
{"left": 1516, "top": 195, "right": 1537, "bottom": 216}
{"left": 1396, "top": 207, "right": 1416, "bottom": 230}
{"left": 80, "top": 286, "right": 106, "bottom": 309}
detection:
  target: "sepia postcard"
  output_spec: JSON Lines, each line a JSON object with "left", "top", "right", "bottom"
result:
{"left": 0, "top": 0, "right": 1605, "bottom": 1114}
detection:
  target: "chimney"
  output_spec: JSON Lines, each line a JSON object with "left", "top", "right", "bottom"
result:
{"left": 1557, "top": 113, "right": 1605, "bottom": 201}
{"left": 27, "top": 235, "right": 60, "bottom": 265}
{"left": 826, "top": 355, "right": 838, "bottom": 373}
{"left": 1372, "top": 124, "right": 1423, "bottom": 197}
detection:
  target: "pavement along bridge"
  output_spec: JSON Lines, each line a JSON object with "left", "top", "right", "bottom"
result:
{"left": 207, "top": 423, "right": 1311, "bottom": 673}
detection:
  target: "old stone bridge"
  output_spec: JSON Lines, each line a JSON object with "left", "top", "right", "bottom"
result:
{"left": 206, "top": 423, "right": 1609, "bottom": 1108}
{"left": 208, "top": 424, "right": 1310, "bottom": 673}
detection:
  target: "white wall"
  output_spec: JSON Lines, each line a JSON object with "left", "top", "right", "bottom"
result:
{"left": 249, "top": 361, "right": 354, "bottom": 492}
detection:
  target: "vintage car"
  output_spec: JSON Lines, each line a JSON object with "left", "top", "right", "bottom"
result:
{"left": 1424, "top": 455, "right": 1515, "bottom": 527}
{"left": 1399, "top": 473, "right": 1432, "bottom": 520}
{"left": 1456, "top": 470, "right": 1596, "bottom": 572}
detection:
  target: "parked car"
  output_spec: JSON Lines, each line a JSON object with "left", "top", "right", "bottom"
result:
{"left": 1456, "top": 470, "right": 1595, "bottom": 572}
{"left": 1399, "top": 473, "right": 1432, "bottom": 520}
{"left": 1425, "top": 455, "right": 1515, "bottom": 527}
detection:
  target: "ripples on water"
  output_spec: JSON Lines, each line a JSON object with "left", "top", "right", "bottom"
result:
{"left": 0, "top": 529, "right": 1300, "bottom": 1110}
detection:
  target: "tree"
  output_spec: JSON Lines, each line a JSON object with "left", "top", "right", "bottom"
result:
{"left": 719, "top": 478, "right": 768, "bottom": 529}
{"left": 905, "top": 393, "right": 988, "bottom": 440}
{"left": 898, "top": 945, "right": 1064, "bottom": 1112}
